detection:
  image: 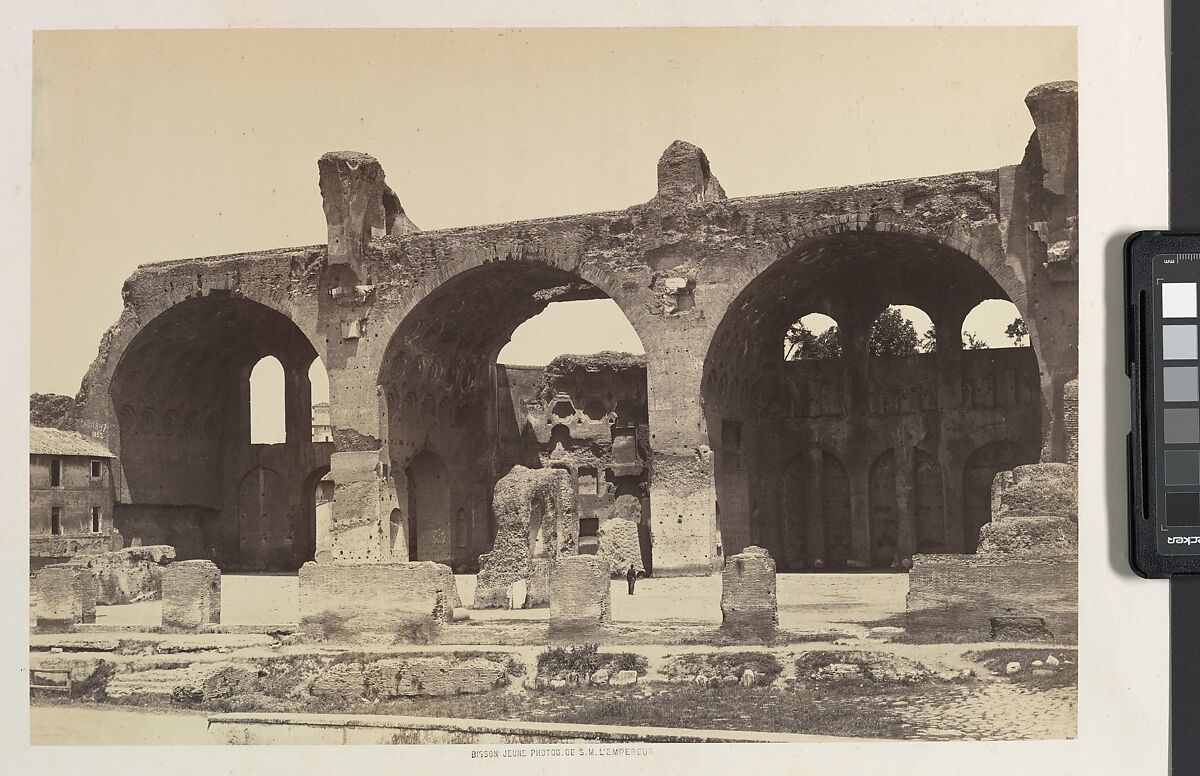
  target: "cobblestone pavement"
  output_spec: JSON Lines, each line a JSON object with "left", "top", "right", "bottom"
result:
{"left": 898, "top": 681, "right": 1076, "bottom": 740}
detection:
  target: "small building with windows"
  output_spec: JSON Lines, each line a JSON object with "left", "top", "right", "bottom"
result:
{"left": 30, "top": 426, "right": 120, "bottom": 571}
{"left": 311, "top": 402, "right": 333, "bottom": 443}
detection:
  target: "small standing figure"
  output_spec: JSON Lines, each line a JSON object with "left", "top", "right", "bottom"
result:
{"left": 626, "top": 563, "right": 638, "bottom": 595}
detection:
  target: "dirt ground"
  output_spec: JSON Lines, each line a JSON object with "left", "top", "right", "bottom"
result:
{"left": 30, "top": 703, "right": 214, "bottom": 746}
{"left": 63, "top": 571, "right": 908, "bottom": 633}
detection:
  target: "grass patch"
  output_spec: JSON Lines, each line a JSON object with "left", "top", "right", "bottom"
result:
{"left": 536, "top": 644, "right": 649, "bottom": 678}
{"left": 540, "top": 684, "right": 939, "bottom": 738}
{"left": 963, "top": 648, "right": 1077, "bottom": 689}
{"left": 393, "top": 619, "right": 440, "bottom": 645}
{"left": 299, "top": 611, "right": 352, "bottom": 641}
{"left": 48, "top": 675, "right": 989, "bottom": 740}
{"left": 664, "top": 652, "right": 782, "bottom": 683}
{"left": 677, "top": 629, "right": 853, "bottom": 647}
{"left": 794, "top": 650, "right": 949, "bottom": 685}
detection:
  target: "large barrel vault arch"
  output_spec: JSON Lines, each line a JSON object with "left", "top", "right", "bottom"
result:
{"left": 701, "top": 227, "right": 1047, "bottom": 569}
{"left": 81, "top": 291, "right": 332, "bottom": 570}
{"left": 375, "top": 260, "right": 650, "bottom": 571}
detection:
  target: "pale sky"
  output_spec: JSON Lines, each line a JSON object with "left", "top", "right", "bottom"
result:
{"left": 497, "top": 300, "right": 645, "bottom": 365}
{"left": 32, "top": 27, "right": 1076, "bottom": 396}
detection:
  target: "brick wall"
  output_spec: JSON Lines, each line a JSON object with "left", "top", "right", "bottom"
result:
{"left": 720, "top": 546, "right": 778, "bottom": 632}
{"left": 1063, "top": 379, "right": 1078, "bottom": 466}
{"left": 68, "top": 545, "right": 175, "bottom": 605}
{"left": 35, "top": 564, "right": 97, "bottom": 630}
{"left": 906, "top": 554, "right": 1077, "bottom": 640}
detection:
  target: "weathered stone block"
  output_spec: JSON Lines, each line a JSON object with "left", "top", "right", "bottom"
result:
{"left": 35, "top": 564, "right": 97, "bottom": 631}
{"left": 991, "top": 463, "right": 1077, "bottom": 519}
{"left": 474, "top": 466, "right": 575, "bottom": 609}
{"left": 68, "top": 545, "right": 175, "bottom": 605}
{"left": 990, "top": 616, "right": 1055, "bottom": 642}
{"left": 976, "top": 516, "right": 1077, "bottom": 557}
{"left": 720, "top": 546, "right": 777, "bottom": 634}
{"left": 1024, "top": 81, "right": 1078, "bottom": 197}
{"left": 310, "top": 656, "right": 509, "bottom": 699}
{"left": 318, "top": 151, "right": 417, "bottom": 275}
{"left": 609, "top": 670, "right": 637, "bottom": 686}
{"left": 161, "top": 560, "right": 221, "bottom": 632}
{"left": 549, "top": 555, "right": 611, "bottom": 630}
{"left": 597, "top": 518, "right": 643, "bottom": 576}
{"left": 654, "top": 140, "right": 726, "bottom": 204}
{"left": 298, "top": 561, "right": 462, "bottom": 641}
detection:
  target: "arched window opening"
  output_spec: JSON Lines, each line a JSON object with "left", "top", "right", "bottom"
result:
{"left": 309, "top": 356, "right": 332, "bottom": 442}
{"left": 784, "top": 313, "right": 841, "bottom": 360}
{"left": 869, "top": 305, "right": 936, "bottom": 356}
{"left": 249, "top": 356, "right": 286, "bottom": 444}
{"left": 961, "top": 299, "right": 1029, "bottom": 350}
{"left": 497, "top": 298, "right": 644, "bottom": 365}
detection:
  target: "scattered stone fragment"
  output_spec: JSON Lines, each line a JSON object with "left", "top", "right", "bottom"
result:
{"left": 610, "top": 670, "right": 638, "bottom": 686}
{"left": 1005, "top": 662, "right": 1022, "bottom": 675}
{"left": 990, "top": 616, "right": 1054, "bottom": 642}
{"left": 507, "top": 579, "right": 528, "bottom": 610}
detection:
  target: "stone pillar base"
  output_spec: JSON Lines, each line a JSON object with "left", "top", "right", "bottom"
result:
{"left": 161, "top": 560, "right": 221, "bottom": 633}
{"left": 298, "top": 561, "right": 462, "bottom": 642}
{"left": 35, "top": 564, "right": 97, "bottom": 632}
{"left": 549, "top": 556, "right": 611, "bottom": 632}
{"left": 720, "top": 546, "right": 778, "bottom": 636}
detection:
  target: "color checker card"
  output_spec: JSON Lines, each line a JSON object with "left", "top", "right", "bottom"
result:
{"left": 1150, "top": 256, "right": 1200, "bottom": 552}
{"left": 1123, "top": 235, "right": 1200, "bottom": 574}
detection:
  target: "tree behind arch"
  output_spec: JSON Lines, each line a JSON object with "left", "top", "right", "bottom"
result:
{"left": 1005, "top": 316, "right": 1029, "bottom": 346}
{"left": 869, "top": 307, "right": 921, "bottom": 356}
{"left": 785, "top": 321, "right": 842, "bottom": 360}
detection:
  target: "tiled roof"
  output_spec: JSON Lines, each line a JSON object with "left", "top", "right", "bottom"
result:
{"left": 29, "top": 426, "right": 116, "bottom": 458}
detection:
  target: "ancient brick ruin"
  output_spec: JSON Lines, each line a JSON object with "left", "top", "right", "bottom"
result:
{"left": 161, "top": 559, "right": 222, "bottom": 632}
{"left": 720, "top": 546, "right": 779, "bottom": 635}
{"left": 497, "top": 353, "right": 651, "bottom": 574}
{"left": 549, "top": 555, "right": 612, "bottom": 631}
{"left": 34, "top": 564, "right": 97, "bottom": 631}
{"left": 68, "top": 81, "right": 1078, "bottom": 591}
{"left": 474, "top": 465, "right": 575, "bottom": 608}
{"left": 298, "top": 560, "right": 462, "bottom": 640}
